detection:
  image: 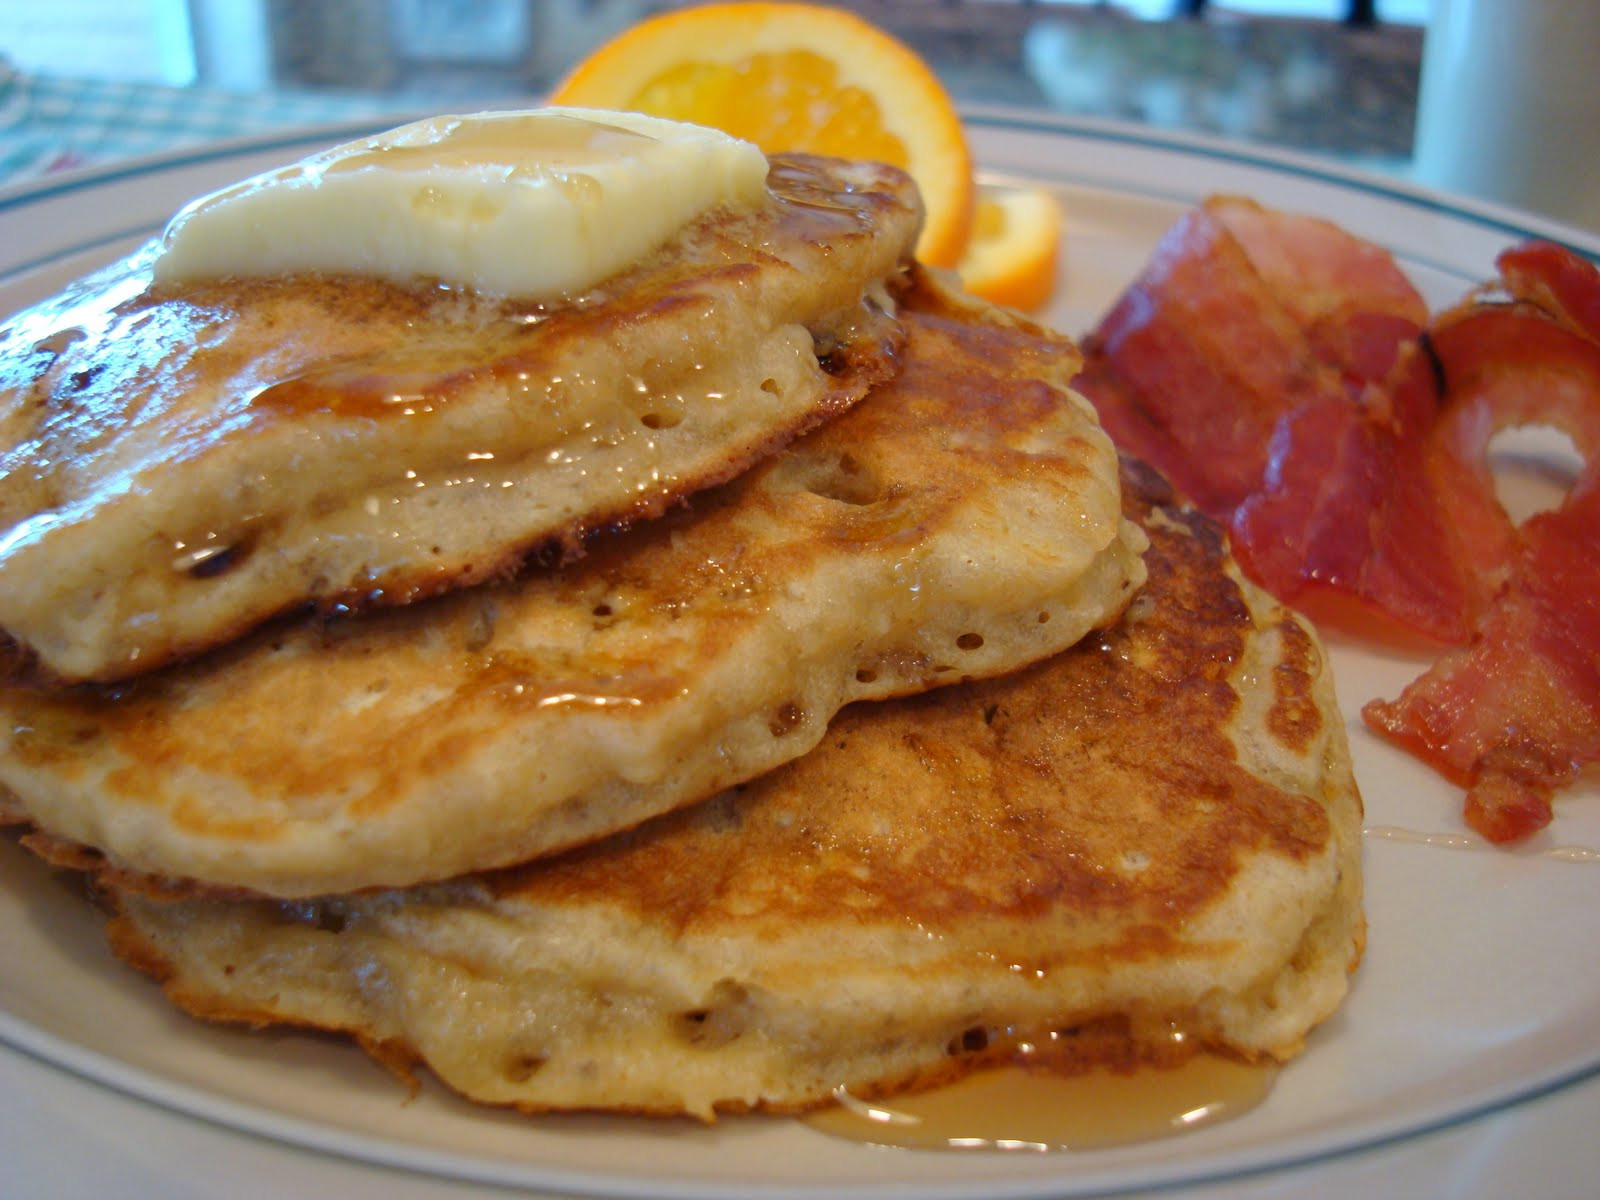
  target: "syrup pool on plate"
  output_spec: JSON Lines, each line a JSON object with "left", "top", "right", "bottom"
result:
{"left": 806, "top": 1044, "right": 1277, "bottom": 1152}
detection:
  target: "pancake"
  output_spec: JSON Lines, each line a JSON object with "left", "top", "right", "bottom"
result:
{"left": 100, "top": 456, "right": 1363, "bottom": 1119}
{"left": 0, "top": 269, "right": 1146, "bottom": 896}
{"left": 0, "top": 154, "right": 917, "bottom": 684}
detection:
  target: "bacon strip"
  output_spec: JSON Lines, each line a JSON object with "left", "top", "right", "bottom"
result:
{"left": 1210, "top": 196, "right": 1430, "bottom": 387}
{"left": 1363, "top": 487, "right": 1600, "bottom": 842}
{"left": 1363, "top": 253, "right": 1600, "bottom": 841}
{"left": 1083, "top": 204, "right": 1600, "bottom": 842}
{"left": 1078, "top": 196, "right": 1426, "bottom": 518}
{"left": 1231, "top": 342, "right": 1484, "bottom": 645}
{"left": 1498, "top": 240, "right": 1600, "bottom": 342}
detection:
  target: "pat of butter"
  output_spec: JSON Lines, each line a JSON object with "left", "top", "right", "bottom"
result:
{"left": 152, "top": 107, "right": 770, "bottom": 299}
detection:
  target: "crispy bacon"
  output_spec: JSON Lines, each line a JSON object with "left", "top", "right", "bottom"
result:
{"left": 1364, "top": 481, "right": 1600, "bottom": 842}
{"left": 1231, "top": 248, "right": 1600, "bottom": 654}
{"left": 1231, "top": 341, "right": 1484, "bottom": 645}
{"left": 1078, "top": 196, "right": 1426, "bottom": 518}
{"left": 1209, "top": 197, "right": 1430, "bottom": 387}
{"left": 1362, "top": 250, "right": 1600, "bottom": 841}
{"left": 1083, "top": 206, "right": 1600, "bottom": 841}
{"left": 1497, "top": 240, "right": 1600, "bottom": 341}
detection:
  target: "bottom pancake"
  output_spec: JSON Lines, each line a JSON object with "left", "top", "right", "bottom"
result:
{"left": 102, "top": 458, "right": 1364, "bottom": 1120}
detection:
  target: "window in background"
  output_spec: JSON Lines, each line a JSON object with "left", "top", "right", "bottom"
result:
{"left": 387, "top": 0, "right": 532, "bottom": 66}
{"left": 187, "top": 0, "right": 273, "bottom": 91}
{"left": 1208, "top": 1, "right": 1428, "bottom": 21}
{"left": 0, "top": 0, "right": 197, "bottom": 84}
{"left": 1029, "top": 0, "right": 1428, "bottom": 21}
{"left": 1019, "top": 0, "right": 1425, "bottom": 163}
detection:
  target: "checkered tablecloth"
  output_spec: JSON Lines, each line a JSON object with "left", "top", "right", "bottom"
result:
{"left": 0, "top": 61, "right": 419, "bottom": 185}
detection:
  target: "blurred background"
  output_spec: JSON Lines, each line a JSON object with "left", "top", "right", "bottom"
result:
{"left": 0, "top": 0, "right": 1429, "bottom": 174}
{"left": 17, "top": 1, "right": 1597, "bottom": 236}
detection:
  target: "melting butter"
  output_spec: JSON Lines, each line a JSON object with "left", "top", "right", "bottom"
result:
{"left": 153, "top": 108, "right": 769, "bottom": 298}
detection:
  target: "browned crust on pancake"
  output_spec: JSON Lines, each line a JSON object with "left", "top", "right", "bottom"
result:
{"left": 100, "top": 879, "right": 1208, "bottom": 1121}
{"left": 507, "top": 454, "right": 1331, "bottom": 945}
{"left": 99, "top": 885, "right": 1219, "bottom": 1120}
{"left": 0, "top": 270, "right": 1140, "bottom": 896}
{"left": 18, "top": 828, "right": 254, "bottom": 900}
{"left": 92, "top": 454, "right": 1361, "bottom": 1120}
{"left": 99, "top": 900, "right": 425, "bottom": 1095}
{"left": 9, "top": 284, "right": 903, "bottom": 693}
{"left": 0, "top": 154, "right": 919, "bottom": 685}
{"left": 1265, "top": 615, "right": 1326, "bottom": 755}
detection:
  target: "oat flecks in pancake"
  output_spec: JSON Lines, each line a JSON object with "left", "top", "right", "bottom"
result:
{"left": 0, "top": 154, "right": 917, "bottom": 684}
{"left": 102, "top": 456, "right": 1363, "bottom": 1119}
{"left": 0, "top": 270, "right": 1144, "bottom": 896}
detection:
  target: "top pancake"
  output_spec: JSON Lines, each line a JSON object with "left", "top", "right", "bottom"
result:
{"left": 101, "top": 455, "right": 1363, "bottom": 1119}
{"left": 0, "top": 153, "right": 917, "bottom": 684}
{"left": 0, "top": 269, "right": 1145, "bottom": 896}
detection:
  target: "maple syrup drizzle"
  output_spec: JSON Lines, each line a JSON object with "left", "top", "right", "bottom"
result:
{"left": 1550, "top": 845, "right": 1600, "bottom": 863}
{"left": 1365, "top": 825, "right": 1600, "bottom": 862}
{"left": 1363, "top": 824, "right": 1478, "bottom": 851}
{"left": 805, "top": 1052, "right": 1277, "bottom": 1153}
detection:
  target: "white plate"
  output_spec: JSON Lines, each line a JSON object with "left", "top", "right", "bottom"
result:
{"left": 2, "top": 108, "right": 1600, "bottom": 1200}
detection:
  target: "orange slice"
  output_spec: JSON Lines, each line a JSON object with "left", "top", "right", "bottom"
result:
{"left": 548, "top": 2, "right": 974, "bottom": 268}
{"left": 957, "top": 183, "right": 1063, "bottom": 312}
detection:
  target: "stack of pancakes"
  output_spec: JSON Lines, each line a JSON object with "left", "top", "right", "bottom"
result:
{"left": 0, "top": 151, "right": 1361, "bottom": 1120}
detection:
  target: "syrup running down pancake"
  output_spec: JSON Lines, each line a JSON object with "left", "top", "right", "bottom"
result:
{"left": 0, "top": 269, "right": 1145, "bottom": 896}
{"left": 0, "top": 153, "right": 917, "bottom": 683}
